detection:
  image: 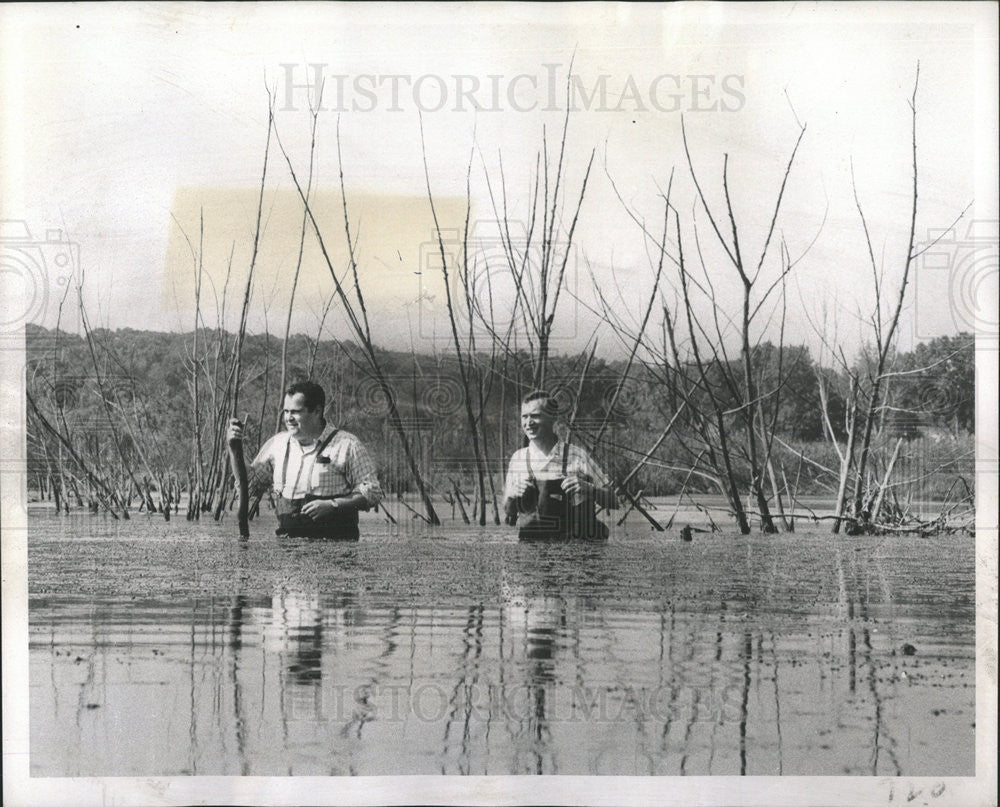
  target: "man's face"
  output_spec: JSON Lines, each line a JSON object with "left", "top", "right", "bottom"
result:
{"left": 520, "top": 399, "right": 555, "bottom": 442}
{"left": 284, "top": 393, "right": 324, "bottom": 441}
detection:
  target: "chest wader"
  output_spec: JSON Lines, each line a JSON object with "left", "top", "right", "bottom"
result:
{"left": 275, "top": 429, "right": 360, "bottom": 541}
{"left": 517, "top": 443, "right": 609, "bottom": 543}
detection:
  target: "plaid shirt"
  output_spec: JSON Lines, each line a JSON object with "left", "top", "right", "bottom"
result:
{"left": 247, "top": 424, "right": 383, "bottom": 507}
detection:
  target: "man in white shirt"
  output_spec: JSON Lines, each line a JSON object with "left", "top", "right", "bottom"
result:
{"left": 503, "top": 390, "right": 617, "bottom": 541}
{"left": 227, "top": 381, "right": 382, "bottom": 540}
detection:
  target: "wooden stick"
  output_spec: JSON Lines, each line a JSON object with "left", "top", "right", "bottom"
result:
{"left": 227, "top": 95, "right": 275, "bottom": 539}
{"left": 228, "top": 417, "right": 250, "bottom": 539}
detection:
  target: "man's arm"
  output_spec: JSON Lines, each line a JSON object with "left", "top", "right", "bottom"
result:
{"left": 564, "top": 446, "right": 618, "bottom": 509}
{"left": 503, "top": 492, "right": 520, "bottom": 520}
{"left": 246, "top": 461, "right": 273, "bottom": 499}
{"left": 502, "top": 451, "right": 533, "bottom": 520}
{"left": 346, "top": 437, "right": 383, "bottom": 510}
{"left": 246, "top": 436, "right": 276, "bottom": 498}
{"left": 585, "top": 449, "right": 617, "bottom": 509}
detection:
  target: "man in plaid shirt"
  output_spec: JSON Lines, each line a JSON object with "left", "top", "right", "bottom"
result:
{"left": 227, "top": 380, "right": 382, "bottom": 540}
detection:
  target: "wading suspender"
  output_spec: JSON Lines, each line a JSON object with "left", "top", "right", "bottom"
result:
{"left": 280, "top": 428, "right": 340, "bottom": 497}
{"left": 524, "top": 441, "right": 571, "bottom": 483}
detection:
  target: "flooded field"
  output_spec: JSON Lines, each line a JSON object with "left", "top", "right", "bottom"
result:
{"left": 28, "top": 509, "right": 975, "bottom": 776}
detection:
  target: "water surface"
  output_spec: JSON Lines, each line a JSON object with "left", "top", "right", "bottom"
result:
{"left": 28, "top": 511, "right": 975, "bottom": 776}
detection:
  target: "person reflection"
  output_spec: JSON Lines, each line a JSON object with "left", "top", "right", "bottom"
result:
{"left": 525, "top": 597, "right": 560, "bottom": 773}
{"left": 263, "top": 584, "right": 362, "bottom": 721}
{"left": 262, "top": 584, "right": 327, "bottom": 724}
{"left": 500, "top": 588, "right": 559, "bottom": 773}
{"left": 500, "top": 558, "right": 580, "bottom": 773}
{"left": 499, "top": 547, "right": 610, "bottom": 774}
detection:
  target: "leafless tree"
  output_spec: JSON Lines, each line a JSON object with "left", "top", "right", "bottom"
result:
{"left": 272, "top": 96, "right": 441, "bottom": 524}
{"left": 810, "top": 63, "right": 971, "bottom": 533}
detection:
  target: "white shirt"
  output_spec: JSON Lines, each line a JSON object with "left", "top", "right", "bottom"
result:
{"left": 503, "top": 440, "right": 611, "bottom": 504}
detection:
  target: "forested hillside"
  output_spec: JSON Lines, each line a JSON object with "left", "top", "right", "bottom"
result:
{"left": 26, "top": 324, "right": 974, "bottom": 531}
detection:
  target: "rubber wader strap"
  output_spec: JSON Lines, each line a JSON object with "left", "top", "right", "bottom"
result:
{"left": 280, "top": 427, "right": 340, "bottom": 492}
{"left": 525, "top": 441, "right": 569, "bottom": 482}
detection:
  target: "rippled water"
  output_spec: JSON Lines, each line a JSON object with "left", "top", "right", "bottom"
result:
{"left": 28, "top": 510, "right": 975, "bottom": 776}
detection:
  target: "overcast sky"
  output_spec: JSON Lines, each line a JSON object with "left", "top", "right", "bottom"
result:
{"left": 2, "top": 2, "right": 997, "bottom": 361}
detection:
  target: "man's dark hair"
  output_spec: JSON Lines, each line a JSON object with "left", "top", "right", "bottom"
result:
{"left": 285, "top": 380, "right": 326, "bottom": 413}
{"left": 521, "top": 389, "right": 559, "bottom": 416}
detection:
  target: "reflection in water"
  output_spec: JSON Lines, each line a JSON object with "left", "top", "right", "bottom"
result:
{"left": 265, "top": 584, "right": 326, "bottom": 752}
{"left": 503, "top": 592, "right": 562, "bottom": 774}
{"left": 272, "top": 589, "right": 324, "bottom": 685}
{"left": 227, "top": 593, "right": 249, "bottom": 776}
{"left": 27, "top": 523, "right": 975, "bottom": 776}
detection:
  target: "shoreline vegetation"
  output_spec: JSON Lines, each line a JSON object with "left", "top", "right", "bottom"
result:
{"left": 24, "top": 493, "right": 972, "bottom": 538}
{"left": 24, "top": 67, "right": 976, "bottom": 537}
{"left": 26, "top": 324, "right": 975, "bottom": 537}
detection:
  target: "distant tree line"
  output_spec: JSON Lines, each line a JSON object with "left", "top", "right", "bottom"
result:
{"left": 26, "top": 323, "right": 973, "bottom": 523}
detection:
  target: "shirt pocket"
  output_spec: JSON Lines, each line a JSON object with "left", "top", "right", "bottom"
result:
{"left": 311, "top": 455, "right": 347, "bottom": 492}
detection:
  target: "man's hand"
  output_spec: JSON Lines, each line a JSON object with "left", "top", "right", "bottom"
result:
{"left": 227, "top": 418, "right": 244, "bottom": 442}
{"left": 301, "top": 498, "right": 340, "bottom": 520}
{"left": 562, "top": 474, "right": 593, "bottom": 499}
{"left": 509, "top": 477, "right": 534, "bottom": 498}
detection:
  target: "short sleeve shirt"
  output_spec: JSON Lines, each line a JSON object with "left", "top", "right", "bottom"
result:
{"left": 503, "top": 440, "right": 611, "bottom": 502}
{"left": 247, "top": 424, "right": 383, "bottom": 507}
